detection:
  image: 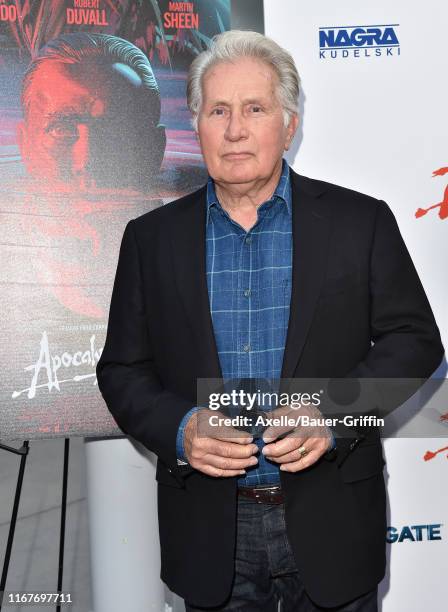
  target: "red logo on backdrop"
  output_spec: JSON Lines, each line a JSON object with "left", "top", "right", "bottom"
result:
{"left": 423, "top": 412, "right": 448, "bottom": 461}
{"left": 415, "top": 167, "right": 448, "bottom": 220}
{"left": 424, "top": 445, "right": 448, "bottom": 461}
{"left": 423, "top": 406, "right": 448, "bottom": 461}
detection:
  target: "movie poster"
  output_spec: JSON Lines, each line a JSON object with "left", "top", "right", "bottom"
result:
{"left": 0, "top": 0, "right": 231, "bottom": 440}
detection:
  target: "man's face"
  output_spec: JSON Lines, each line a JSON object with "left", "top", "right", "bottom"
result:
{"left": 197, "top": 57, "right": 298, "bottom": 188}
{"left": 18, "top": 60, "right": 165, "bottom": 191}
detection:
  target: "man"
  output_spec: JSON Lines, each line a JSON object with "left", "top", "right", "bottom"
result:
{"left": 96, "top": 31, "right": 444, "bottom": 611}
{"left": 17, "top": 32, "right": 166, "bottom": 192}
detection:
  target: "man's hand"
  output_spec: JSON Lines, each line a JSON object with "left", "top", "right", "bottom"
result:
{"left": 261, "top": 405, "right": 332, "bottom": 472}
{"left": 184, "top": 409, "right": 259, "bottom": 477}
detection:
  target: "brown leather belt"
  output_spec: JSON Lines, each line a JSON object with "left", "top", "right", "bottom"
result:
{"left": 238, "top": 485, "right": 284, "bottom": 504}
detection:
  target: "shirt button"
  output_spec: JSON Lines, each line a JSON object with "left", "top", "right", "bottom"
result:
{"left": 243, "top": 289, "right": 251, "bottom": 298}
{"left": 243, "top": 344, "right": 251, "bottom": 352}
{"left": 245, "top": 236, "right": 252, "bottom": 245}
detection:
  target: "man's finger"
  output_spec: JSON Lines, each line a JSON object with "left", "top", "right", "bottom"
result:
{"left": 279, "top": 448, "right": 321, "bottom": 472}
{"left": 200, "top": 465, "right": 248, "bottom": 478}
{"left": 196, "top": 411, "right": 254, "bottom": 444}
{"left": 262, "top": 434, "right": 308, "bottom": 458}
{"left": 261, "top": 406, "right": 297, "bottom": 442}
{"left": 201, "top": 453, "right": 258, "bottom": 471}
{"left": 194, "top": 437, "right": 258, "bottom": 459}
{"left": 266, "top": 444, "right": 313, "bottom": 464}
{"left": 269, "top": 436, "right": 329, "bottom": 463}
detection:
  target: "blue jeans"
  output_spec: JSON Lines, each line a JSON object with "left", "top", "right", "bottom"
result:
{"left": 185, "top": 496, "right": 378, "bottom": 612}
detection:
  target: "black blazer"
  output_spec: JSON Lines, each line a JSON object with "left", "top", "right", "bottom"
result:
{"left": 96, "top": 169, "right": 443, "bottom": 608}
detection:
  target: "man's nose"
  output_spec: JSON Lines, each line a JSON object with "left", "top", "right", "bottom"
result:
{"left": 224, "top": 111, "right": 248, "bottom": 141}
{"left": 71, "top": 124, "right": 92, "bottom": 175}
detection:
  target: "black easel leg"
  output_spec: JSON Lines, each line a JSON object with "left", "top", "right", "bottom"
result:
{"left": 56, "top": 438, "right": 69, "bottom": 612}
{"left": 0, "top": 441, "right": 30, "bottom": 612}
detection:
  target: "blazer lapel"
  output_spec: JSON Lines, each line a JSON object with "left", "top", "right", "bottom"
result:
{"left": 281, "top": 171, "right": 331, "bottom": 378}
{"left": 170, "top": 188, "right": 223, "bottom": 379}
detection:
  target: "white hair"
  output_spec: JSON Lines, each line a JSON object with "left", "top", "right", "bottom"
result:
{"left": 187, "top": 30, "right": 300, "bottom": 130}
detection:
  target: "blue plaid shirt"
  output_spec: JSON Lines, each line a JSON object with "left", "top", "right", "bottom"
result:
{"left": 176, "top": 160, "right": 333, "bottom": 485}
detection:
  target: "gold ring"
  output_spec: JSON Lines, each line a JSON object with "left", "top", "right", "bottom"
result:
{"left": 298, "top": 445, "right": 308, "bottom": 458}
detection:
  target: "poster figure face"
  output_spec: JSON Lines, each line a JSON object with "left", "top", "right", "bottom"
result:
{"left": 18, "top": 57, "right": 166, "bottom": 192}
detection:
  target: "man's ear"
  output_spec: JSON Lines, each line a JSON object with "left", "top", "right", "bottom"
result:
{"left": 284, "top": 113, "right": 299, "bottom": 151}
{"left": 151, "top": 124, "right": 166, "bottom": 171}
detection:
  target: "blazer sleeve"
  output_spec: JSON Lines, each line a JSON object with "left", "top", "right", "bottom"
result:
{"left": 342, "top": 200, "right": 444, "bottom": 435}
{"left": 351, "top": 200, "right": 444, "bottom": 379}
{"left": 96, "top": 219, "right": 195, "bottom": 471}
{"left": 326, "top": 200, "right": 444, "bottom": 464}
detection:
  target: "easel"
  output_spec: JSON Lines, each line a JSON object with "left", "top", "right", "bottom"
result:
{"left": 0, "top": 439, "right": 70, "bottom": 612}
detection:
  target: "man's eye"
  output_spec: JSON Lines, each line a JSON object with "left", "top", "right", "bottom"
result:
{"left": 46, "top": 122, "right": 79, "bottom": 141}
{"left": 211, "top": 108, "right": 225, "bottom": 116}
{"left": 250, "top": 106, "right": 263, "bottom": 113}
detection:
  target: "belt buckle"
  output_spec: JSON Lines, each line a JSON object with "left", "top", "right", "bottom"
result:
{"left": 252, "top": 485, "right": 282, "bottom": 503}
{"left": 254, "top": 485, "right": 281, "bottom": 494}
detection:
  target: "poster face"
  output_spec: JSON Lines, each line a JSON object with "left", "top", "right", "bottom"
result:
{"left": 0, "top": 0, "right": 231, "bottom": 440}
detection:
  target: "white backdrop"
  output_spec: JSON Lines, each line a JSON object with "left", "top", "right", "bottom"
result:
{"left": 264, "top": 1, "right": 447, "bottom": 610}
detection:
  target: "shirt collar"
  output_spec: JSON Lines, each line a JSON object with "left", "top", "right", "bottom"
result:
{"left": 206, "top": 159, "right": 292, "bottom": 224}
